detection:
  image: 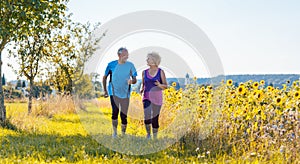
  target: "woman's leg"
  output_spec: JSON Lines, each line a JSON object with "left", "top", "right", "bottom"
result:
{"left": 151, "top": 103, "right": 162, "bottom": 139}
{"left": 143, "top": 99, "right": 152, "bottom": 138}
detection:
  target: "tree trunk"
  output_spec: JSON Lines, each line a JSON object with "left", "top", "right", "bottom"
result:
{"left": 28, "top": 79, "right": 34, "bottom": 114}
{"left": 67, "top": 78, "right": 73, "bottom": 95}
{"left": 0, "top": 50, "right": 6, "bottom": 122}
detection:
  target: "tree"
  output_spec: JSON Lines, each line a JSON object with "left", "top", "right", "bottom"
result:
{"left": 94, "top": 81, "right": 102, "bottom": 92}
{"left": 48, "top": 19, "right": 102, "bottom": 95}
{"left": 4, "top": 0, "right": 69, "bottom": 115}
{"left": 22, "top": 80, "right": 26, "bottom": 88}
{"left": 16, "top": 80, "right": 22, "bottom": 89}
{"left": 11, "top": 32, "right": 52, "bottom": 113}
{"left": 1, "top": 74, "right": 5, "bottom": 86}
{"left": 74, "top": 74, "right": 94, "bottom": 99}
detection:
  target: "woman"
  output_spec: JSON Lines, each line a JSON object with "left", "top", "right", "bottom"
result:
{"left": 140, "top": 52, "right": 168, "bottom": 139}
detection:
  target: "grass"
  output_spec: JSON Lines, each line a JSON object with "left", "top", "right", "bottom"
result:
{"left": 0, "top": 99, "right": 203, "bottom": 163}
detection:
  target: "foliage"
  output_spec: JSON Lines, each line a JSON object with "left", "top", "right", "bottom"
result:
{"left": 0, "top": 0, "right": 69, "bottom": 121}
{"left": 46, "top": 18, "right": 102, "bottom": 94}
{"left": 30, "top": 82, "right": 52, "bottom": 99}
{"left": 15, "top": 80, "right": 22, "bottom": 89}
{"left": 74, "top": 74, "right": 94, "bottom": 99}
{"left": 1, "top": 74, "right": 5, "bottom": 85}
{"left": 3, "top": 85, "right": 23, "bottom": 99}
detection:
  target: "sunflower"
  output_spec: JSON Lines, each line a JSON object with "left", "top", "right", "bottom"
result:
{"left": 176, "top": 94, "right": 182, "bottom": 100}
{"left": 260, "top": 80, "right": 265, "bottom": 85}
{"left": 252, "top": 82, "right": 259, "bottom": 89}
{"left": 257, "top": 92, "right": 262, "bottom": 99}
{"left": 164, "top": 89, "right": 171, "bottom": 95}
{"left": 256, "top": 90, "right": 264, "bottom": 101}
{"left": 199, "top": 99, "right": 205, "bottom": 104}
{"left": 294, "top": 91, "right": 300, "bottom": 99}
{"left": 227, "top": 79, "right": 233, "bottom": 86}
{"left": 252, "top": 90, "right": 258, "bottom": 96}
{"left": 267, "top": 86, "right": 273, "bottom": 92}
{"left": 282, "top": 84, "right": 287, "bottom": 91}
{"left": 207, "top": 98, "right": 212, "bottom": 105}
{"left": 193, "top": 76, "right": 197, "bottom": 81}
{"left": 275, "top": 97, "right": 283, "bottom": 106}
{"left": 172, "top": 82, "right": 177, "bottom": 87}
{"left": 293, "top": 81, "right": 297, "bottom": 87}
{"left": 237, "top": 85, "right": 246, "bottom": 95}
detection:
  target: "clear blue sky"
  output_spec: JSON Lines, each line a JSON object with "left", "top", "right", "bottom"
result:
{"left": 3, "top": 0, "right": 300, "bottom": 81}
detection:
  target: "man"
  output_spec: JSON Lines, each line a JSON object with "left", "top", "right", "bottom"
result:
{"left": 102, "top": 47, "right": 137, "bottom": 138}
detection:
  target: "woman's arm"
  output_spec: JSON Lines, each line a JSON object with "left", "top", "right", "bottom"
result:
{"left": 140, "top": 70, "right": 145, "bottom": 94}
{"left": 155, "top": 69, "right": 168, "bottom": 90}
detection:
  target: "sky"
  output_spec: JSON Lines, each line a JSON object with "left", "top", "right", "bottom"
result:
{"left": 3, "top": 0, "right": 300, "bottom": 81}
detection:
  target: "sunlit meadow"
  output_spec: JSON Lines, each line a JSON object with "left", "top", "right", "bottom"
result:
{"left": 1, "top": 79, "right": 299, "bottom": 163}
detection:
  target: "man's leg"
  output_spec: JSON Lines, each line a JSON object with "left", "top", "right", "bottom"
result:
{"left": 110, "top": 96, "right": 119, "bottom": 138}
{"left": 119, "top": 97, "right": 129, "bottom": 135}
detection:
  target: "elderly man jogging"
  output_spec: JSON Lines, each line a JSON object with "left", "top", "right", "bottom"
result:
{"left": 102, "top": 47, "right": 137, "bottom": 138}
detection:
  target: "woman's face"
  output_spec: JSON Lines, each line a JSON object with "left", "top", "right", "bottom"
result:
{"left": 147, "top": 57, "right": 155, "bottom": 66}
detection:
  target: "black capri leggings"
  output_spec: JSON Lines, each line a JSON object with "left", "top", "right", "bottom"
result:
{"left": 110, "top": 96, "right": 129, "bottom": 125}
{"left": 143, "top": 99, "right": 161, "bottom": 128}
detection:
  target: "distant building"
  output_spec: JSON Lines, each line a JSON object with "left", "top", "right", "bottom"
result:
{"left": 9, "top": 80, "right": 28, "bottom": 88}
{"left": 185, "top": 73, "right": 190, "bottom": 86}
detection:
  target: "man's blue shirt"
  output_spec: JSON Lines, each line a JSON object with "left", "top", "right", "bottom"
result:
{"left": 104, "top": 60, "right": 137, "bottom": 98}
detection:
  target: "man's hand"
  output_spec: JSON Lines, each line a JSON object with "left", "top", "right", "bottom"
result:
{"left": 127, "top": 79, "right": 132, "bottom": 85}
{"left": 103, "top": 91, "right": 109, "bottom": 98}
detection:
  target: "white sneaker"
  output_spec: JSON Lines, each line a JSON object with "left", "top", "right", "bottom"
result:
{"left": 112, "top": 132, "right": 117, "bottom": 138}
{"left": 146, "top": 134, "right": 151, "bottom": 139}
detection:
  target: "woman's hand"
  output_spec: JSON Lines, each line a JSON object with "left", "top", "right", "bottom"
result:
{"left": 154, "top": 80, "right": 161, "bottom": 87}
{"left": 140, "top": 88, "right": 144, "bottom": 94}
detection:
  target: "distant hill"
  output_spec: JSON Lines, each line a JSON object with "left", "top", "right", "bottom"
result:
{"left": 6, "top": 74, "right": 299, "bottom": 92}
{"left": 218, "top": 74, "right": 299, "bottom": 88}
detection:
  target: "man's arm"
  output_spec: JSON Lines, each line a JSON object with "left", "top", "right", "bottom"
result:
{"left": 102, "top": 75, "right": 108, "bottom": 98}
{"left": 130, "top": 64, "right": 137, "bottom": 84}
{"left": 131, "top": 76, "right": 137, "bottom": 84}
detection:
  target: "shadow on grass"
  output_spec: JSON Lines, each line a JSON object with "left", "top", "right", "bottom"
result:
{"left": 0, "top": 118, "right": 20, "bottom": 132}
{"left": 93, "top": 133, "right": 181, "bottom": 155}
{"left": 1, "top": 133, "right": 115, "bottom": 162}
{"left": 50, "top": 116, "right": 81, "bottom": 124}
{"left": 1, "top": 131, "right": 203, "bottom": 162}
{"left": 82, "top": 110, "right": 112, "bottom": 117}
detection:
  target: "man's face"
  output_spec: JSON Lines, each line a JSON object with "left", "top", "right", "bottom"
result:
{"left": 119, "top": 50, "right": 129, "bottom": 62}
